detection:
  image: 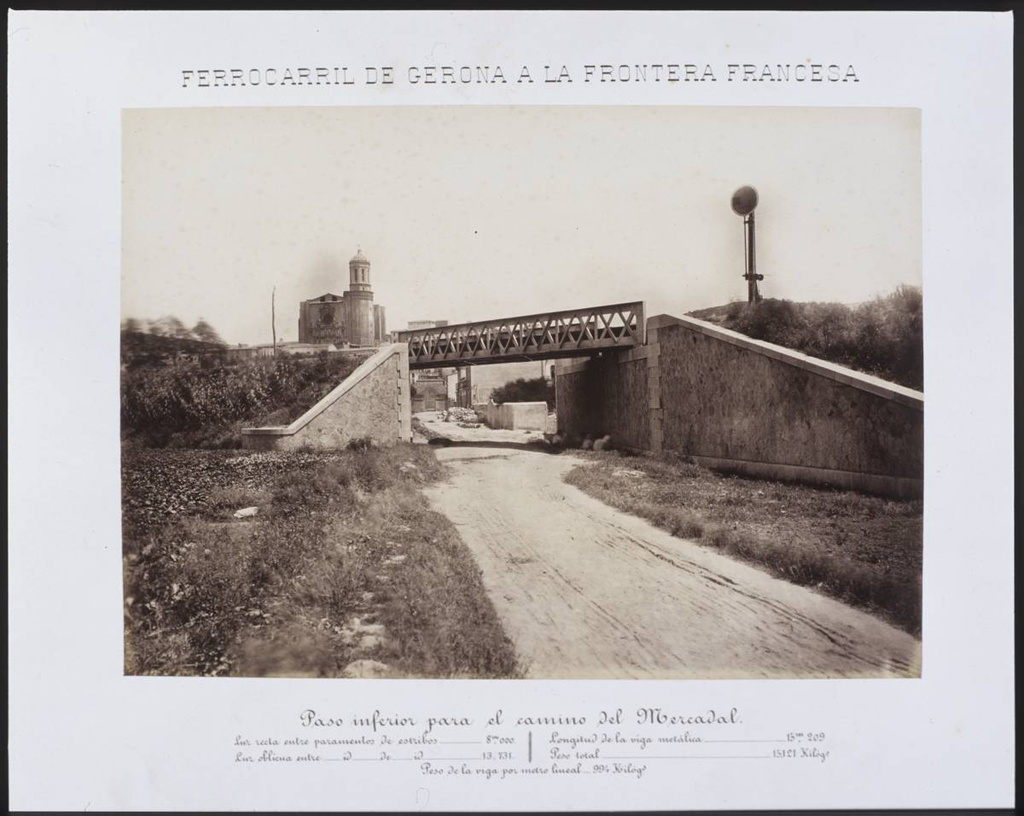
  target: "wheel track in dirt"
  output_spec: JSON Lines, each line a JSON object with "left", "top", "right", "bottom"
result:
{"left": 418, "top": 421, "right": 920, "bottom": 680}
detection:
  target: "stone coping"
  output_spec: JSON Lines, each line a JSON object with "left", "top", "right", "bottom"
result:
{"left": 648, "top": 314, "right": 924, "bottom": 410}
{"left": 241, "top": 343, "right": 406, "bottom": 438}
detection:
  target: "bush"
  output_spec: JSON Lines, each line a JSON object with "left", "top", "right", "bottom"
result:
{"left": 720, "top": 286, "right": 923, "bottom": 389}
{"left": 346, "top": 436, "right": 374, "bottom": 452}
{"left": 121, "top": 353, "right": 361, "bottom": 446}
{"left": 490, "top": 377, "right": 555, "bottom": 408}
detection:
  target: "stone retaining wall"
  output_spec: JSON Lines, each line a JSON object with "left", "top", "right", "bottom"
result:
{"left": 555, "top": 315, "right": 924, "bottom": 498}
{"left": 554, "top": 350, "right": 651, "bottom": 451}
{"left": 241, "top": 344, "right": 411, "bottom": 451}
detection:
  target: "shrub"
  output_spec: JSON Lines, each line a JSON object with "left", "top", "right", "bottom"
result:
{"left": 270, "top": 461, "right": 356, "bottom": 517}
{"left": 121, "top": 353, "right": 361, "bottom": 447}
{"left": 719, "top": 286, "right": 923, "bottom": 389}
{"left": 490, "top": 377, "right": 555, "bottom": 408}
{"left": 346, "top": 436, "right": 374, "bottom": 452}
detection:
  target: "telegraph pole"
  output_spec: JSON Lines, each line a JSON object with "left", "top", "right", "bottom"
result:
{"left": 271, "top": 286, "right": 277, "bottom": 356}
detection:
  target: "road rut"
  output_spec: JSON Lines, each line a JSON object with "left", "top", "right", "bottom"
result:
{"left": 423, "top": 444, "right": 921, "bottom": 680}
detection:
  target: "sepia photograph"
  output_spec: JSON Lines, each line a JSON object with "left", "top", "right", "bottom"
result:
{"left": 121, "top": 105, "right": 923, "bottom": 680}
{"left": 11, "top": 10, "right": 1013, "bottom": 812}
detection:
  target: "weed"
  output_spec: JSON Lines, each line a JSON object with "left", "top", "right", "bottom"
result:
{"left": 346, "top": 436, "right": 375, "bottom": 452}
{"left": 229, "top": 621, "right": 346, "bottom": 678}
{"left": 377, "top": 511, "right": 520, "bottom": 678}
{"left": 204, "top": 485, "right": 271, "bottom": 518}
{"left": 123, "top": 443, "right": 519, "bottom": 677}
{"left": 647, "top": 504, "right": 705, "bottom": 538}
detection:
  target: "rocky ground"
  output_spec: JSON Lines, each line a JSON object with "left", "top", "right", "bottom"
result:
{"left": 120, "top": 447, "right": 348, "bottom": 531}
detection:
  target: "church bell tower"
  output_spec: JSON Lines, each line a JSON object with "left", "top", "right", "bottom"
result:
{"left": 349, "top": 248, "right": 372, "bottom": 294}
{"left": 345, "top": 247, "right": 374, "bottom": 345}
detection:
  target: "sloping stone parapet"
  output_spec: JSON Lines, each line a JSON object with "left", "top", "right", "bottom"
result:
{"left": 241, "top": 343, "right": 412, "bottom": 451}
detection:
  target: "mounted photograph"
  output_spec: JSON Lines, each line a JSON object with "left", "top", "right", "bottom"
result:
{"left": 121, "top": 105, "right": 923, "bottom": 680}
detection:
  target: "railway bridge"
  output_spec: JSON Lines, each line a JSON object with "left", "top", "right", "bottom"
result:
{"left": 397, "top": 301, "right": 645, "bottom": 370}
{"left": 243, "top": 298, "right": 923, "bottom": 498}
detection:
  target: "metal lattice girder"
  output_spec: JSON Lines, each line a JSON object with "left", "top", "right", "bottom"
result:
{"left": 398, "top": 301, "right": 645, "bottom": 369}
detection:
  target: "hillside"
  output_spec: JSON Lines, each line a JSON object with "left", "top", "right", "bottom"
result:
{"left": 686, "top": 286, "right": 923, "bottom": 390}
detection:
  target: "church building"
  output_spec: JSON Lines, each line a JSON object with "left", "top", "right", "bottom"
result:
{"left": 297, "top": 249, "right": 387, "bottom": 347}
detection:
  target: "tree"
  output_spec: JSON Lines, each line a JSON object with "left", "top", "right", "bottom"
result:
{"left": 491, "top": 377, "right": 555, "bottom": 409}
{"left": 192, "top": 317, "right": 226, "bottom": 346}
{"left": 121, "top": 317, "right": 141, "bottom": 334}
{"left": 151, "top": 315, "right": 193, "bottom": 340}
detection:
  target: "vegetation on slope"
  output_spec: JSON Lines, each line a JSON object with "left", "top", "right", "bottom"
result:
{"left": 121, "top": 344, "right": 362, "bottom": 448}
{"left": 688, "top": 285, "right": 923, "bottom": 390}
{"left": 123, "top": 444, "right": 520, "bottom": 678}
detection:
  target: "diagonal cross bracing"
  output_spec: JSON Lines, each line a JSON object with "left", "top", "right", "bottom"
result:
{"left": 398, "top": 301, "right": 645, "bottom": 369}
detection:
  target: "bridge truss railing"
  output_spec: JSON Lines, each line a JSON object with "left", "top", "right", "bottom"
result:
{"left": 398, "top": 301, "right": 645, "bottom": 368}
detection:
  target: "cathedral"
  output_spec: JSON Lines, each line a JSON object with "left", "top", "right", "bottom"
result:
{"left": 297, "top": 249, "right": 387, "bottom": 347}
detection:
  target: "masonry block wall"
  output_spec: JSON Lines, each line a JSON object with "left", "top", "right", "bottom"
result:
{"left": 241, "top": 344, "right": 412, "bottom": 451}
{"left": 481, "top": 401, "right": 549, "bottom": 431}
{"left": 554, "top": 347, "right": 651, "bottom": 451}
{"left": 555, "top": 315, "right": 924, "bottom": 498}
{"left": 552, "top": 364, "right": 598, "bottom": 440}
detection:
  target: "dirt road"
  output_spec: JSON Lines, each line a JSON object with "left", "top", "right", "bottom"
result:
{"left": 418, "top": 415, "right": 921, "bottom": 679}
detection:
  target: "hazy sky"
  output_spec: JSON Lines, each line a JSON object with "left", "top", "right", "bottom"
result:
{"left": 122, "top": 105, "right": 920, "bottom": 346}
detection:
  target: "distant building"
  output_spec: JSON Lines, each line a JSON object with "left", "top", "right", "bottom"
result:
{"left": 405, "top": 319, "right": 455, "bottom": 412}
{"left": 406, "top": 319, "right": 449, "bottom": 331}
{"left": 297, "top": 249, "right": 388, "bottom": 347}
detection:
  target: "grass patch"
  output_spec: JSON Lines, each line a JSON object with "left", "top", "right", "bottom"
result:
{"left": 204, "top": 485, "right": 271, "bottom": 518}
{"left": 123, "top": 443, "right": 518, "bottom": 677}
{"left": 564, "top": 452, "right": 922, "bottom": 635}
{"left": 378, "top": 513, "right": 520, "bottom": 677}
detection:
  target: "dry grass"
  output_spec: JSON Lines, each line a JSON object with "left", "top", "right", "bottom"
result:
{"left": 564, "top": 452, "right": 922, "bottom": 635}
{"left": 123, "top": 444, "right": 519, "bottom": 677}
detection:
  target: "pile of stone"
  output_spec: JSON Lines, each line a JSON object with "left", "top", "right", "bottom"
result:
{"left": 439, "top": 407, "right": 480, "bottom": 424}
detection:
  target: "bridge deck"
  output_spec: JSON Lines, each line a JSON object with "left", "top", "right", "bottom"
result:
{"left": 398, "top": 301, "right": 645, "bottom": 369}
